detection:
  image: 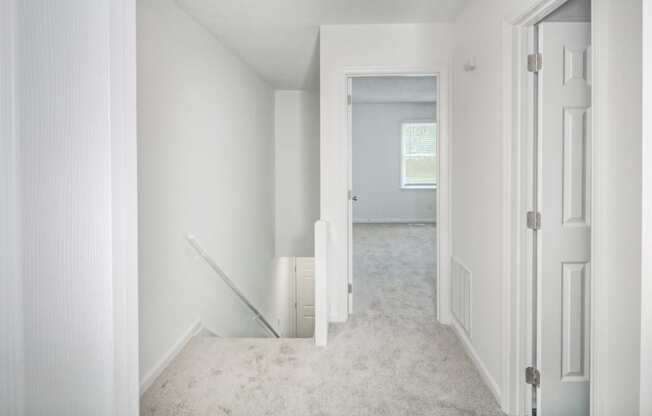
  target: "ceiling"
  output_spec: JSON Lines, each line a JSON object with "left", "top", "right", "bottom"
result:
{"left": 352, "top": 76, "right": 437, "bottom": 103}
{"left": 176, "top": 0, "right": 469, "bottom": 90}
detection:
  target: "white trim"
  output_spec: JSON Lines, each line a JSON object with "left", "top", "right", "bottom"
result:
{"left": 0, "top": 2, "right": 22, "bottom": 415}
{"left": 641, "top": 0, "right": 652, "bottom": 413}
{"left": 110, "top": 0, "right": 139, "bottom": 414}
{"left": 342, "top": 66, "right": 452, "bottom": 326}
{"left": 139, "top": 320, "right": 203, "bottom": 395}
{"left": 353, "top": 219, "right": 436, "bottom": 224}
{"left": 450, "top": 318, "right": 502, "bottom": 406}
{"left": 588, "top": 2, "right": 607, "bottom": 414}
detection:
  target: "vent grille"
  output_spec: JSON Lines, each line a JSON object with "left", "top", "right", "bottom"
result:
{"left": 451, "top": 257, "right": 472, "bottom": 337}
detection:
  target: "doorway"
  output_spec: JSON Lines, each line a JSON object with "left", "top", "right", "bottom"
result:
{"left": 346, "top": 75, "right": 440, "bottom": 318}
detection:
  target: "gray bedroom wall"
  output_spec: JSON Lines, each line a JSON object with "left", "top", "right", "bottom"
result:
{"left": 352, "top": 102, "right": 437, "bottom": 224}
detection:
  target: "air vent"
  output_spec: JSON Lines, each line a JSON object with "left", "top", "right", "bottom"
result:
{"left": 451, "top": 257, "right": 472, "bottom": 337}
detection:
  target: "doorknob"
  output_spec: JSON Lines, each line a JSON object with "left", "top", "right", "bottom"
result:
{"left": 352, "top": 195, "right": 359, "bottom": 201}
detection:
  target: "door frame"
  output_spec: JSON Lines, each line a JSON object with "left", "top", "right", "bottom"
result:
{"left": 502, "top": 0, "right": 604, "bottom": 414}
{"left": 343, "top": 66, "right": 452, "bottom": 325}
{"left": 641, "top": 0, "right": 652, "bottom": 413}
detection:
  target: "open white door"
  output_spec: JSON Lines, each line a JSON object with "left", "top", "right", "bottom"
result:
{"left": 346, "top": 76, "right": 354, "bottom": 315}
{"left": 537, "top": 22, "right": 591, "bottom": 415}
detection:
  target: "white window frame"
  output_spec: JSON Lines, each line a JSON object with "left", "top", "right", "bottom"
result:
{"left": 400, "top": 120, "right": 437, "bottom": 189}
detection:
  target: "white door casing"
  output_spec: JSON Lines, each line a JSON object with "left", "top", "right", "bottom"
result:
{"left": 295, "top": 257, "right": 316, "bottom": 338}
{"left": 537, "top": 22, "right": 591, "bottom": 415}
{"left": 347, "top": 77, "right": 354, "bottom": 315}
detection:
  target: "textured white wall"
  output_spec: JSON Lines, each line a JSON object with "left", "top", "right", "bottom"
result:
{"left": 320, "top": 23, "right": 454, "bottom": 322}
{"left": 274, "top": 90, "right": 320, "bottom": 257}
{"left": 352, "top": 102, "right": 436, "bottom": 223}
{"left": 0, "top": 1, "right": 22, "bottom": 414}
{"left": 593, "top": 0, "right": 642, "bottom": 412}
{"left": 138, "top": 0, "right": 276, "bottom": 383}
{"left": 8, "top": 0, "right": 138, "bottom": 414}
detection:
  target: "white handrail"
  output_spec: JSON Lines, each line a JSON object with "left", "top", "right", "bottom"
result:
{"left": 186, "top": 235, "right": 280, "bottom": 338}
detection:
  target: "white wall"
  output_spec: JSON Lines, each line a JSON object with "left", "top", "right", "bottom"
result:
{"left": 452, "top": 0, "right": 509, "bottom": 398}
{"left": 320, "top": 23, "right": 454, "bottom": 322}
{"left": 274, "top": 90, "right": 320, "bottom": 257}
{"left": 592, "top": 0, "right": 642, "bottom": 412}
{"left": 138, "top": 0, "right": 277, "bottom": 384}
{"left": 452, "top": 0, "right": 643, "bottom": 411}
{"left": 352, "top": 102, "right": 437, "bottom": 223}
{"left": 4, "top": 0, "right": 138, "bottom": 414}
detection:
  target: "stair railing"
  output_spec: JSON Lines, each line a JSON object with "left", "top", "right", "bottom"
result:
{"left": 186, "top": 235, "right": 280, "bottom": 338}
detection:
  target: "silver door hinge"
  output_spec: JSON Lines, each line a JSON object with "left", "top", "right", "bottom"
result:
{"left": 525, "top": 366, "right": 541, "bottom": 388}
{"left": 527, "top": 53, "right": 542, "bottom": 73}
{"left": 348, "top": 190, "right": 353, "bottom": 200}
{"left": 348, "top": 283, "right": 352, "bottom": 294}
{"left": 347, "top": 94, "right": 352, "bottom": 105}
{"left": 527, "top": 211, "right": 541, "bottom": 230}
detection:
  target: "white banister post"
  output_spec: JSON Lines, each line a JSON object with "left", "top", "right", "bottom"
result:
{"left": 314, "top": 220, "right": 329, "bottom": 346}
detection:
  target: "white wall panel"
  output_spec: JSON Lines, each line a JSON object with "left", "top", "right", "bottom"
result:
{"left": 12, "top": 0, "right": 139, "bottom": 414}
{"left": 562, "top": 107, "right": 588, "bottom": 225}
{"left": 561, "top": 262, "right": 589, "bottom": 381}
{"left": 0, "top": 0, "right": 23, "bottom": 414}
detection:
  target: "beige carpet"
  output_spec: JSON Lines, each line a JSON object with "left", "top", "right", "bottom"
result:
{"left": 140, "top": 224, "right": 503, "bottom": 416}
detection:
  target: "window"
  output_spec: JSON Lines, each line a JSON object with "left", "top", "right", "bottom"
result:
{"left": 401, "top": 122, "right": 437, "bottom": 189}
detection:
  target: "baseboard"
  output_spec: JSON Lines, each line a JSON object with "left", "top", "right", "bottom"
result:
{"left": 353, "top": 218, "right": 436, "bottom": 224}
{"left": 140, "top": 319, "right": 203, "bottom": 395}
{"left": 450, "top": 318, "right": 502, "bottom": 406}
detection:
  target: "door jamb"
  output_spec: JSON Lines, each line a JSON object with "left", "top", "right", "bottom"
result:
{"left": 343, "top": 66, "right": 452, "bottom": 325}
{"left": 502, "top": 0, "right": 604, "bottom": 414}
{"left": 641, "top": 0, "right": 652, "bottom": 413}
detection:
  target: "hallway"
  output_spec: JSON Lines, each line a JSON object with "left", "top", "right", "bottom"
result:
{"left": 140, "top": 224, "right": 502, "bottom": 415}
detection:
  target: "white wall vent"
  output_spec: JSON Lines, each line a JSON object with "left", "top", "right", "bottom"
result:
{"left": 451, "top": 257, "right": 472, "bottom": 337}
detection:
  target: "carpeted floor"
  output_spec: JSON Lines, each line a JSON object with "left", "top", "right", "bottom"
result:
{"left": 140, "top": 224, "right": 503, "bottom": 416}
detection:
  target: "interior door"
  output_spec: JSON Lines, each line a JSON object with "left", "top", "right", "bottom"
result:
{"left": 537, "top": 22, "right": 591, "bottom": 415}
{"left": 295, "top": 257, "right": 316, "bottom": 338}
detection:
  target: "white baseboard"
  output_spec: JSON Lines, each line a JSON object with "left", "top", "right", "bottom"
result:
{"left": 450, "top": 318, "right": 502, "bottom": 406}
{"left": 353, "top": 218, "right": 436, "bottom": 224}
{"left": 140, "top": 319, "right": 203, "bottom": 395}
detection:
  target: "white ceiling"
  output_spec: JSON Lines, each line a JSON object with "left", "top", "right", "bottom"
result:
{"left": 352, "top": 76, "right": 437, "bottom": 103}
{"left": 176, "top": 0, "right": 469, "bottom": 90}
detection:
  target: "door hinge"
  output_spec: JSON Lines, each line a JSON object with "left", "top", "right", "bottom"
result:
{"left": 348, "top": 190, "right": 353, "bottom": 200}
{"left": 527, "top": 211, "right": 541, "bottom": 230}
{"left": 525, "top": 366, "right": 541, "bottom": 388}
{"left": 348, "top": 283, "right": 352, "bottom": 294}
{"left": 347, "top": 94, "right": 352, "bottom": 106}
{"left": 527, "top": 53, "right": 542, "bottom": 73}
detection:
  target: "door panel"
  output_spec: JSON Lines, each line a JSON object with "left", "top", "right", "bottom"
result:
{"left": 296, "top": 257, "right": 315, "bottom": 338}
{"left": 538, "top": 22, "right": 591, "bottom": 415}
